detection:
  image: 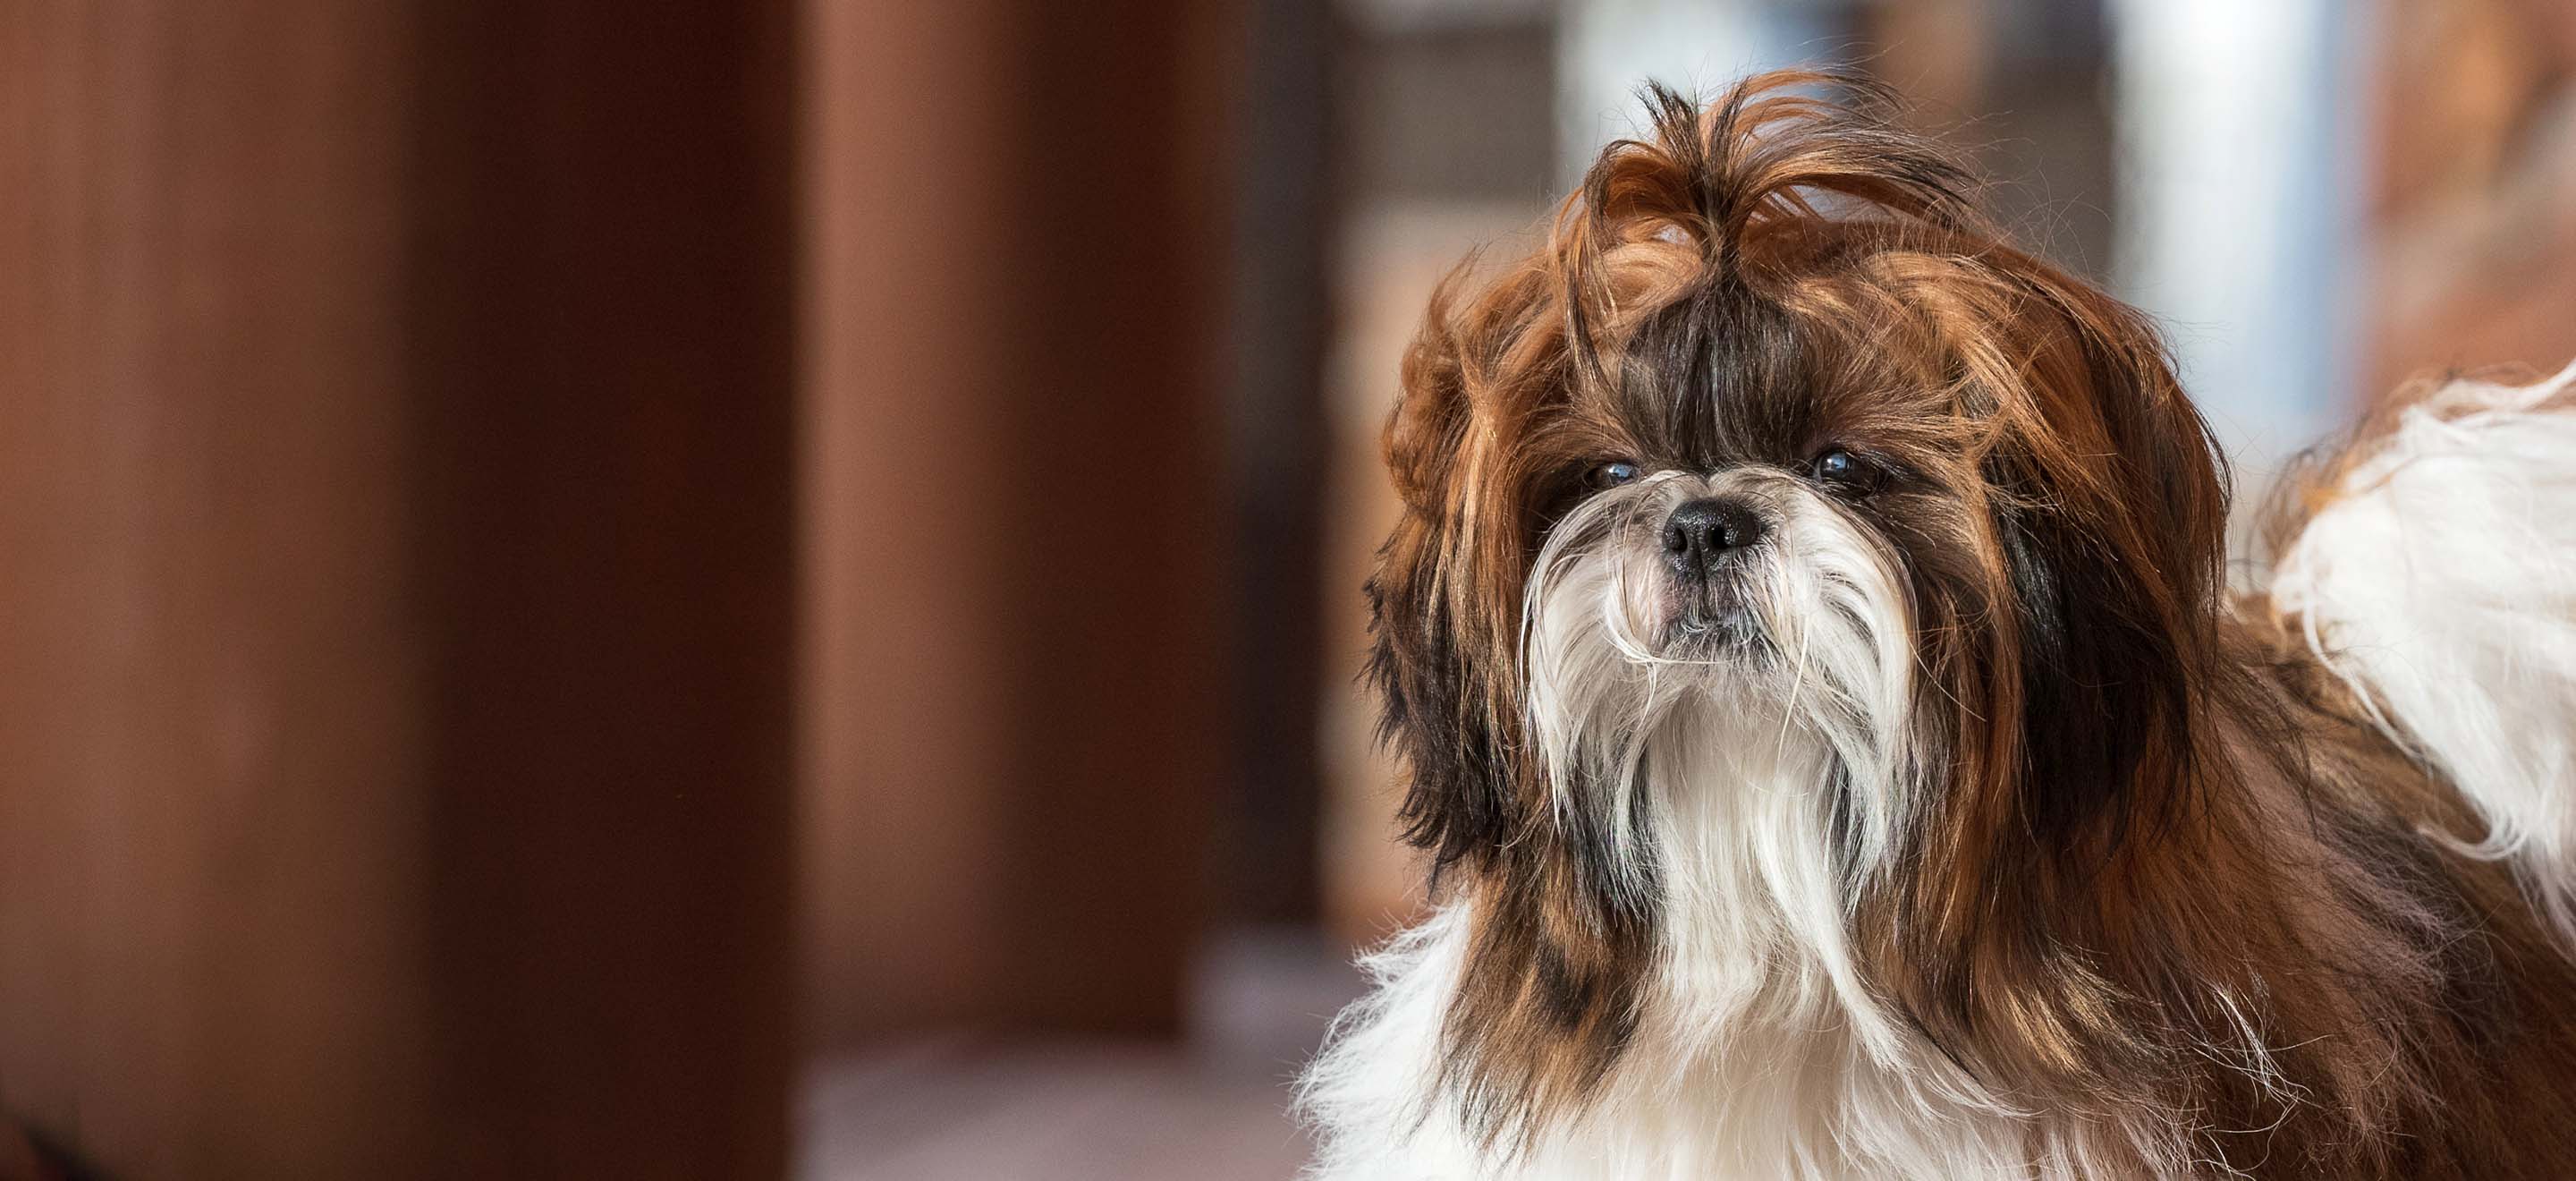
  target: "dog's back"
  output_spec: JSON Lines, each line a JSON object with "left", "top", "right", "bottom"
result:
{"left": 2270, "top": 361, "right": 2576, "bottom": 934}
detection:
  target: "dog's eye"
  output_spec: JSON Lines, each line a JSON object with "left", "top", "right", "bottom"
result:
{"left": 1808, "top": 447, "right": 1878, "bottom": 490}
{"left": 1587, "top": 461, "right": 1641, "bottom": 489}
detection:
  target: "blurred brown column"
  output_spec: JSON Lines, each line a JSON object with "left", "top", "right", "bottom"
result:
{"left": 0, "top": 2, "right": 793, "bottom": 1177}
{"left": 0, "top": 4, "right": 436, "bottom": 1176}
{"left": 406, "top": 4, "right": 796, "bottom": 1177}
{"left": 804, "top": 0, "right": 1234, "bottom": 1042}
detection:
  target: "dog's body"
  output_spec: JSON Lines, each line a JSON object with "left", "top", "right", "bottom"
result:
{"left": 1300, "top": 74, "right": 2576, "bottom": 1179}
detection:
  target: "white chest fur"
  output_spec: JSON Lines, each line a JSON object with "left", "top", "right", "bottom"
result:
{"left": 1298, "top": 897, "right": 2057, "bottom": 1181}
{"left": 1298, "top": 726, "right": 2056, "bottom": 1181}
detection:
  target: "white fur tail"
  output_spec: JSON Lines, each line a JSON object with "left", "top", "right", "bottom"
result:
{"left": 2269, "top": 359, "right": 2576, "bottom": 933}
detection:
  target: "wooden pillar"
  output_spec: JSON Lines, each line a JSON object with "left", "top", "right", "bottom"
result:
{"left": 0, "top": 4, "right": 434, "bottom": 1175}
{"left": 405, "top": 4, "right": 796, "bottom": 1176}
{"left": 803, "top": 0, "right": 1236, "bottom": 1043}
{"left": 0, "top": 2, "right": 795, "bottom": 1176}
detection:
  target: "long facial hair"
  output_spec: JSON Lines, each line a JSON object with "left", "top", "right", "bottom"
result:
{"left": 1363, "top": 72, "right": 2576, "bottom": 1177}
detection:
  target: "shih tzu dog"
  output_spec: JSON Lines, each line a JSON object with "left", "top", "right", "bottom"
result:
{"left": 1299, "top": 72, "right": 2576, "bottom": 1179}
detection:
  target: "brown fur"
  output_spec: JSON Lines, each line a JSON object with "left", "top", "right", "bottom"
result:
{"left": 1368, "top": 71, "right": 2576, "bottom": 1175}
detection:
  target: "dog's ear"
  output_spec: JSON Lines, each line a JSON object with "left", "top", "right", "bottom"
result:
{"left": 1366, "top": 537, "right": 1508, "bottom": 882}
{"left": 1980, "top": 262, "right": 2229, "bottom": 843}
{"left": 1875, "top": 250, "right": 2241, "bottom": 1114}
{"left": 1369, "top": 266, "right": 1545, "bottom": 879}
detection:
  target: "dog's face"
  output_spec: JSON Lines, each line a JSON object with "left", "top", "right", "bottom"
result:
{"left": 1518, "top": 286, "right": 1975, "bottom": 896}
{"left": 1372, "top": 76, "right": 2233, "bottom": 1137}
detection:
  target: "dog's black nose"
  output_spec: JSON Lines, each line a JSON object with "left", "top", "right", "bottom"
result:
{"left": 1662, "top": 497, "right": 1764, "bottom": 574}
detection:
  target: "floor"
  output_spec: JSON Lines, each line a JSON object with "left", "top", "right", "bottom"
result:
{"left": 802, "top": 929, "right": 1364, "bottom": 1181}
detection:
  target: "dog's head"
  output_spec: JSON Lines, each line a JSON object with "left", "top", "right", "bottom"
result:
{"left": 1370, "top": 72, "right": 2232, "bottom": 1137}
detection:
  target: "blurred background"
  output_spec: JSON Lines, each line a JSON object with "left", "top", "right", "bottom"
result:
{"left": 4, "top": 0, "right": 2574, "bottom": 1178}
